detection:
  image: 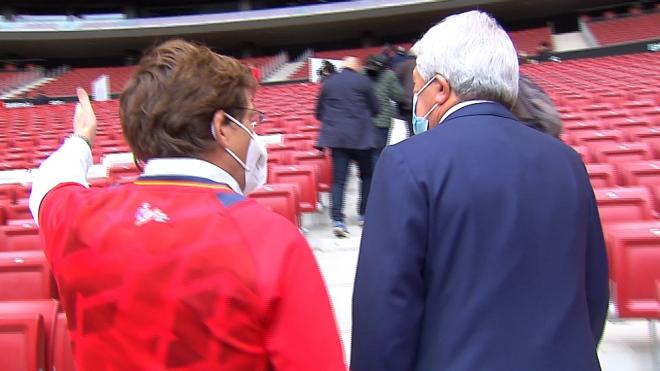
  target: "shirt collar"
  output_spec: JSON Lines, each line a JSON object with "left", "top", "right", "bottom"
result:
{"left": 142, "top": 158, "right": 242, "bottom": 194}
{"left": 439, "top": 100, "right": 492, "bottom": 124}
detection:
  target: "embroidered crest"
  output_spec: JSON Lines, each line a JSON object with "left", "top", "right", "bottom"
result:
{"left": 135, "top": 202, "right": 170, "bottom": 226}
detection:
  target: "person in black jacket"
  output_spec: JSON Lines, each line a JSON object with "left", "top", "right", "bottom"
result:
{"left": 316, "top": 56, "right": 380, "bottom": 237}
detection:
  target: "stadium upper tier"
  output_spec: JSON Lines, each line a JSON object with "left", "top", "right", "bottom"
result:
{"left": 508, "top": 27, "right": 553, "bottom": 55}
{"left": 588, "top": 12, "right": 660, "bottom": 46}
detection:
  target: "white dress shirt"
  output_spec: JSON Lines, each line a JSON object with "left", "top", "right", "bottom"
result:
{"left": 439, "top": 100, "right": 492, "bottom": 124}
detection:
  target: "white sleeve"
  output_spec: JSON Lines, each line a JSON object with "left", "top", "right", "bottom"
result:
{"left": 29, "top": 136, "right": 93, "bottom": 226}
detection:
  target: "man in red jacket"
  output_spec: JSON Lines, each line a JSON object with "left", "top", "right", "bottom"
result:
{"left": 29, "top": 39, "right": 345, "bottom": 370}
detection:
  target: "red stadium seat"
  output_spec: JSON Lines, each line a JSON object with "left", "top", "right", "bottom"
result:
{"left": 297, "top": 125, "right": 320, "bottom": 136}
{"left": 14, "top": 184, "right": 31, "bottom": 205}
{"left": 0, "top": 314, "right": 45, "bottom": 371}
{"left": 108, "top": 163, "right": 140, "bottom": 184}
{"left": 589, "top": 142, "right": 653, "bottom": 165}
{"left": 0, "top": 300, "right": 60, "bottom": 371}
{"left": 586, "top": 164, "right": 617, "bottom": 188}
{"left": 0, "top": 160, "right": 31, "bottom": 171}
{"left": 288, "top": 139, "right": 315, "bottom": 151}
{"left": 573, "top": 129, "right": 624, "bottom": 146}
{"left": 280, "top": 119, "right": 308, "bottom": 133}
{"left": 618, "top": 160, "right": 660, "bottom": 187}
{"left": 607, "top": 222, "right": 660, "bottom": 318}
{"left": 0, "top": 224, "right": 41, "bottom": 251}
{"left": 607, "top": 117, "right": 651, "bottom": 132}
{"left": 291, "top": 150, "right": 332, "bottom": 192}
{"left": 270, "top": 165, "right": 318, "bottom": 213}
{"left": 0, "top": 184, "right": 18, "bottom": 204}
{"left": 570, "top": 145, "right": 591, "bottom": 163}
{"left": 248, "top": 184, "right": 300, "bottom": 226}
{"left": 5, "top": 203, "right": 34, "bottom": 225}
{"left": 53, "top": 313, "right": 76, "bottom": 371}
{"left": 88, "top": 178, "right": 110, "bottom": 189}
{"left": 261, "top": 127, "right": 289, "bottom": 135}
{"left": 626, "top": 127, "right": 660, "bottom": 146}
{"left": 594, "top": 187, "right": 655, "bottom": 224}
{"left": 267, "top": 151, "right": 293, "bottom": 167}
{"left": 563, "top": 120, "right": 601, "bottom": 133}
{"left": 643, "top": 106, "right": 660, "bottom": 125}
{"left": 0, "top": 250, "right": 52, "bottom": 300}
{"left": 266, "top": 143, "right": 296, "bottom": 154}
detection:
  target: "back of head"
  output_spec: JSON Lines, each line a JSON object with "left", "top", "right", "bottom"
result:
{"left": 343, "top": 56, "right": 362, "bottom": 71}
{"left": 412, "top": 10, "right": 519, "bottom": 107}
{"left": 120, "top": 39, "right": 257, "bottom": 163}
{"left": 364, "top": 54, "right": 388, "bottom": 80}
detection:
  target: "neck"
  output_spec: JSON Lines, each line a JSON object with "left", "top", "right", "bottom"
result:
{"left": 201, "top": 150, "right": 245, "bottom": 190}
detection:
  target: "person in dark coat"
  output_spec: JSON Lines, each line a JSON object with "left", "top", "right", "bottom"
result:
{"left": 351, "top": 11, "right": 609, "bottom": 371}
{"left": 316, "top": 56, "right": 379, "bottom": 237}
{"left": 394, "top": 56, "right": 415, "bottom": 136}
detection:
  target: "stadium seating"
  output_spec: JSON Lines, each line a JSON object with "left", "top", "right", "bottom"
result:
{"left": 508, "top": 27, "right": 553, "bottom": 54}
{"left": 586, "top": 164, "right": 617, "bottom": 188}
{"left": 0, "top": 224, "right": 41, "bottom": 252}
{"left": 313, "top": 46, "right": 389, "bottom": 61}
{"left": 108, "top": 163, "right": 140, "bottom": 184}
{"left": 248, "top": 183, "right": 300, "bottom": 226}
{"left": 594, "top": 187, "right": 655, "bottom": 224}
{"left": 290, "top": 61, "right": 310, "bottom": 80}
{"left": 573, "top": 130, "right": 625, "bottom": 146}
{"left": 0, "top": 314, "right": 45, "bottom": 371}
{"left": 291, "top": 150, "right": 332, "bottom": 192}
{"left": 270, "top": 165, "right": 318, "bottom": 213}
{"left": 618, "top": 160, "right": 660, "bottom": 187}
{"left": 53, "top": 312, "right": 75, "bottom": 371}
{"left": 605, "top": 221, "right": 660, "bottom": 318}
{"left": 587, "top": 12, "right": 660, "bottom": 46}
{"left": 26, "top": 66, "right": 135, "bottom": 98}
{"left": 589, "top": 142, "right": 653, "bottom": 165}
{"left": 5, "top": 203, "right": 34, "bottom": 226}
{"left": 0, "top": 71, "right": 42, "bottom": 93}
{"left": 0, "top": 250, "right": 52, "bottom": 300}
{"left": 0, "top": 300, "right": 60, "bottom": 371}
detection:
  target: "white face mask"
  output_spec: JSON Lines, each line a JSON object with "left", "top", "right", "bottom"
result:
{"left": 211, "top": 113, "right": 268, "bottom": 194}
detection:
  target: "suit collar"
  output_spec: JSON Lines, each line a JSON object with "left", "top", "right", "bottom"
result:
{"left": 443, "top": 101, "right": 516, "bottom": 124}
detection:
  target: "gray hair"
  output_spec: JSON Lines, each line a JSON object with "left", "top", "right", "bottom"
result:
{"left": 412, "top": 10, "right": 519, "bottom": 107}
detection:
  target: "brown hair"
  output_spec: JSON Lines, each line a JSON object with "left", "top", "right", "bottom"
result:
{"left": 120, "top": 39, "right": 257, "bottom": 162}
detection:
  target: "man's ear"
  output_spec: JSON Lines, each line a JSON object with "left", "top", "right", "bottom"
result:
{"left": 434, "top": 75, "right": 452, "bottom": 106}
{"left": 211, "top": 110, "right": 230, "bottom": 147}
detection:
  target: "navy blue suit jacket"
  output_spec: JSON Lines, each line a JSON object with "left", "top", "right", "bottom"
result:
{"left": 316, "top": 68, "right": 379, "bottom": 150}
{"left": 352, "top": 102, "right": 609, "bottom": 371}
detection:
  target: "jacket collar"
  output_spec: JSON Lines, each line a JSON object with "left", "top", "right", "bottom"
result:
{"left": 443, "top": 101, "right": 517, "bottom": 124}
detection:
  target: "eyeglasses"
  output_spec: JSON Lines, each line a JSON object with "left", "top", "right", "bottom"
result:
{"left": 230, "top": 107, "right": 265, "bottom": 128}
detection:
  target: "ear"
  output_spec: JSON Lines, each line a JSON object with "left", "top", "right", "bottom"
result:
{"left": 433, "top": 75, "right": 452, "bottom": 106}
{"left": 211, "top": 110, "right": 231, "bottom": 147}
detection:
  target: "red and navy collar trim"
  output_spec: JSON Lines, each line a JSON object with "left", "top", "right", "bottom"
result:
{"left": 134, "top": 175, "right": 234, "bottom": 191}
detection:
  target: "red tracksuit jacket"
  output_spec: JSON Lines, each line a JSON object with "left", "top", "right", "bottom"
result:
{"left": 38, "top": 176, "right": 346, "bottom": 370}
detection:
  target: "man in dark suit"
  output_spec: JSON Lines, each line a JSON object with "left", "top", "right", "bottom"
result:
{"left": 351, "top": 10, "right": 609, "bottom": 371}
{"left": 316, "top": 56, "right": 379, "bottom": 237}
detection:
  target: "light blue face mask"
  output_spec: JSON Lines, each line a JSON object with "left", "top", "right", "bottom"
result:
{"left": 412, "top": 76, "right": 439, "bottom": 135}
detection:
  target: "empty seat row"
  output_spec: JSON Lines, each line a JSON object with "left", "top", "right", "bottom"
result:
{"left": 603, "top": 221, "right": 660, "bottom": 319}
{"left": 572, "top": 141, "right": 655, "bottom": 165}
{"left": 585, "top": 160, "right": 660, "bottom": 188}
{"left": 0, "top": 300, "right": 75, "bottom": 371}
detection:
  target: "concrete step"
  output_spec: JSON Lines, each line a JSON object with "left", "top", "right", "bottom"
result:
{"left": 263, "top": 61, "right": 305, "bottom": 82}
{"left": 1, "top": 77, "right": 56, "bottom": 99}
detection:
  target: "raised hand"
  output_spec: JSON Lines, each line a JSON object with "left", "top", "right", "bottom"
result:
{"left": 73, "top": 87, "right": 97, "bottom": 147}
